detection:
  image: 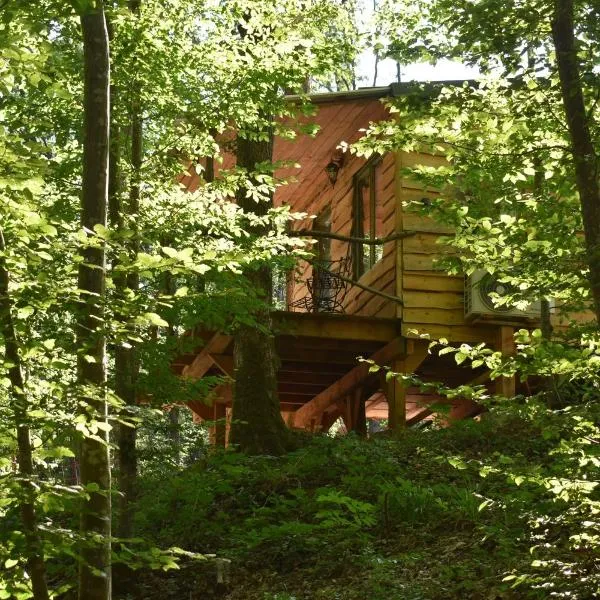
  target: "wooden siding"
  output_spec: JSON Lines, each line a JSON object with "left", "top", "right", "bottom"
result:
{"left": 275, "top": 99, "right": 396, "bottom": 318}
{"left": 396, "top": 150, "right": 499, "bottom": 345}
{"left": 395, "top": 150, "right": 595, "bottom": 343}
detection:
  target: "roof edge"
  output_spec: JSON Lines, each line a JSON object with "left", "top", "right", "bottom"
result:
{"left": 285, "top": 80, "right": 478, "bottom": 105}
{"left": 285, "top": 85, "right": 392, "bottom": 105}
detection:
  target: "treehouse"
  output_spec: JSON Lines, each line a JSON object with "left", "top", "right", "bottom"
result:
{"left": 174, "top": 83, "right": 590, "bottom": 441}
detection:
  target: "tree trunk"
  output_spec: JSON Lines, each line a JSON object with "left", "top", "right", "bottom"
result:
{"left": 0, "top": 230, "right": 49, "bottom": 600}
{"left": 116, "top": 18, "right": 141, "bottom": 544}
{"left": 108, "top": 3, "right": 141, "bottom": 595}
{"left": 161, "top": 269, "right": 181, "bottom": 464}
{"left": 168, "top": 406, "right": 181, "bottom": 464}
{"left": 552, "top": 0, "right": 600, "bottom": 323}
{"left": 78, "top": 4, "right": 111, "bottom": 599}
{"left": 229, "top": 134, "right": 290, "bottom": 455}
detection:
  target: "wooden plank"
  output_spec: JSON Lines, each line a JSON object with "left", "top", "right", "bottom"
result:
{"left": 403, "top": 273, "right": 464, "bottom": 293}
{"left": 276, "top": 336, "right": 382, "bottom": 354}
{"left": 353, "top": 283, "right": 395, "bottom": 318}
{"left": 395, "top": 150, "right": 404, "bottom": 320}
{"left": 403, "top": 290, "right": 464, "bottom": 310}
{"left": 399, "top": 150, "right": 448, "bottom": 169}
{"left": 403, "top": 307, "right": 466, "bottom": 325}
{"left": 278, "top": 360, "right": 350, "bottom": 374}
{"left": 292, "top": 337, "right": 407, "bottom": 428}
{"left": 347, "top": 276, "right": 395, "bottom": 317}
{"left": 402, "top": 232, "right": 453, "bottom": 255}
{"left": 278, "top": 382, "right": 327, "bottom": 395}
{"left": 402, "top": 212, "right": 454, "bottom": 234}
{"left": 278, "top": 346, "right": 370, "bottom": 365}
{"left": 278, "top": 371, "right": 341, "bottom": 386}
{"left": 273, "top": 311, "right": 398, "bottom": 342}
{"left": 401, "top": 322, "right": 498, "bottom": 345}
{"left": 403, "top": 254, "right": 443, "bottom": 271}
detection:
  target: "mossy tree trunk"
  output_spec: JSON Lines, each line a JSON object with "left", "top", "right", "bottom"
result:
{"left": 229, "top": 134, "right": 290, "bottom": 455}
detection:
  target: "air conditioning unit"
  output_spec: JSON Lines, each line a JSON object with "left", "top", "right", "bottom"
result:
{"left": 465, "top": 270, "right": 541, "bottom": 322}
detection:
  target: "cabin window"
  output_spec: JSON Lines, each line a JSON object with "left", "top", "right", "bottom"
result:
{"left": 353, "top": 157, "right": 383, "bottom": 279}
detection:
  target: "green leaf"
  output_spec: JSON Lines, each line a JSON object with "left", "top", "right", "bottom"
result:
{"left": 454, "top": 351, "right": 468, "bottom": 365}
{"left": 140, "top": 312, "right": 169, "bottom": 327}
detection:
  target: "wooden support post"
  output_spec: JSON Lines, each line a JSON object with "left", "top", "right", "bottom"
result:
{"left": 385, "top": 361, "right": 406, "bottom": 431}
{"left": 385, "top": 340, "right": 429, "bottom": 431}
{"left": 349, "top": 387, "right": 367, "bottom": 437}
{"left": 496, "top": 325, "right": 516, "bottom": 398}
{"left": 448, "top": 399, "right": 482, "bottom": 422}
{"left": 225, "top": 407, "right": 232, "bottom": 446}
{"left": 213, "top": 403, "right": 227, "bottom": 448}
{"left": 292, "top": 337, "right": 406, "bottom": 428}
{"left": 321, "top": 409, "right": 342, "bottom": 433}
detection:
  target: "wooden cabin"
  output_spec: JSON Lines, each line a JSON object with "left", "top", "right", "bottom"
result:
{"left": 174, "top": 84, "right": 592, "bottom": 440}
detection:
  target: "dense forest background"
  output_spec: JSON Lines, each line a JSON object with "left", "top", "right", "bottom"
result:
{"left": 1, "top": 0, "right": 598, "bottom": 599}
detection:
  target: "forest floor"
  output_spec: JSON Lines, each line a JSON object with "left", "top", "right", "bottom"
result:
{"left": 130, "top": 404, "right": 598, "bottom": 600}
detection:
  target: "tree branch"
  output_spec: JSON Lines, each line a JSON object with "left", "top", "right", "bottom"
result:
{"left": 292, "top": 230, "right": 416, "bottom": 245}
{"left": 320, "top": 267, "right": 404, "bottom": 305}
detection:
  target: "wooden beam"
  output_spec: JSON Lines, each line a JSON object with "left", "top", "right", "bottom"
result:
{"left": 495, "top": 325, "right": 515, "bottom": 398}
{"left": 321, "top": 408, "right": 342, "bottom": 432}
{"left": 278, "top": 346, "right": 366, "bottom": 365}
{"left": 278, "top": 361, "right": 350, "bottom": 374}
{"left": 292, "top": 337, "right": 406, "bottom": 428}
{"left": 272, "top": 311, "right": 398, "bottom": 343}
{"left": 449, "top": 398, "right": 483, "bottom": 422}
{"left": 406, "top": 405, "right": 433, "bottom": 426}
{"left": 211, "top": 354, "right": 234, "bottom": 376}
{"left": 278, "top": 393, "right": 314, "bottom": 405}
{"left": 276, "top": 335, "right": 382, "bottom": 354}
{"left": 182, "top": 333, "right": 232, "bottom": 379}
{"left": 278, "top": 382, "right": 328, "bottom": 395}
{"left": 278, "top": 371, "right": 340, "bottom": 386}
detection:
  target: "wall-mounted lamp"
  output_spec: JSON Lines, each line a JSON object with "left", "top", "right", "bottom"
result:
{"left": 324, "top": 148, "right": 345, "bottom": 187}
{"left": 325, "top": 161, "right": 340, "bottom": 186}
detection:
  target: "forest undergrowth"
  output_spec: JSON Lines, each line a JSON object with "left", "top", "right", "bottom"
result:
{"left": 130, "top": 399, "right": 599, "bottom": 600}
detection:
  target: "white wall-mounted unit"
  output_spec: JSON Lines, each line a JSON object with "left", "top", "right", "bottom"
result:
{"left": 465, "top": 270, "right": 541, "bottom": 322}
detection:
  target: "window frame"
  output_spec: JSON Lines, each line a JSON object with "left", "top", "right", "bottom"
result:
{"left": 352, "top": 156, "right": 382, "bottom": 279}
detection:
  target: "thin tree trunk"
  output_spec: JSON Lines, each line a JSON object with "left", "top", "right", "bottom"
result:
{"left": 116, "top": 9, "right": 141, "bottom": 542}
{"left": 229, "top": 133, "right": 290, "bottom": 455}
{"left": 0, "top": 230, "right": 49, "bottom": 599}
{"left": 78, "top": 4, "right": 111, "bottom": 599}
{"left": 109, "top": 3, "right": 141, "bottom": 595}
{"left": 168, "top": 406, "right": 181, "bottom": 464}
{"left": 552, "top": 0, "right": 600, "bottom": 323}
{"left": 161, "top": 269, "right": 181, "bottom": 464}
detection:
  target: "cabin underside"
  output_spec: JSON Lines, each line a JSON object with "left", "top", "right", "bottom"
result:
{"left": 174, "top": 311, "right": 506, "bottom": 443}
